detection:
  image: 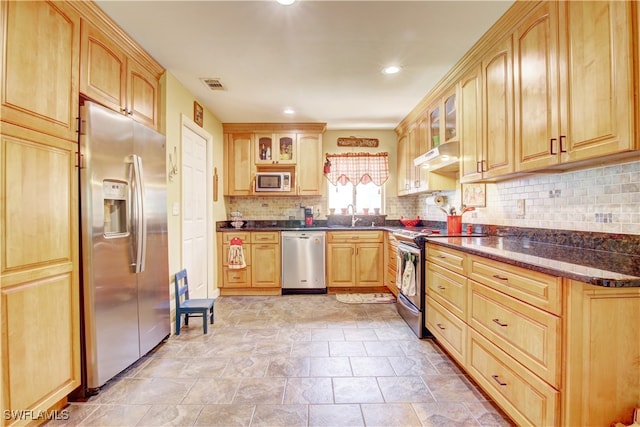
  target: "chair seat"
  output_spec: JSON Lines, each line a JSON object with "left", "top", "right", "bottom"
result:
{"left": 181, "top": 299, "right": 215, "bottom": 311}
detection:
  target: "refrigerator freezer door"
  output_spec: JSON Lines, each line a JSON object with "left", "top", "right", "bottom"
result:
{"left": 81, "top": 102, "right": 141, "bottom": 389}
{"left": 133, "top": 121, "right": 170, "bottom": 355}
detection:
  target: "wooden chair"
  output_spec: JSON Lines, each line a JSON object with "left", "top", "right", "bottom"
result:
{"left": 174, "top": 269, "right": 215, "bottom": 335}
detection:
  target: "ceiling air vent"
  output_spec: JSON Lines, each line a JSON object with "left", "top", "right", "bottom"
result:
{"left": 201, "top": 78, "right": 225, "bottom": 91}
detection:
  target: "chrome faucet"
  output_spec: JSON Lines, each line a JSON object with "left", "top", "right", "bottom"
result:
{"left": 346, "top": 204, "right": 360, "bottom": 227}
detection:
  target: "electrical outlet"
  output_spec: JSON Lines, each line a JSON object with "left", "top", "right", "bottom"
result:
{"left": 516, "top": 199, "right": 525, "bottom": 215}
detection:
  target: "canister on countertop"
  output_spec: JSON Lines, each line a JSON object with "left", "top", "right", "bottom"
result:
{"left": 467, "top": 224, "right": 473, "bottom": 234}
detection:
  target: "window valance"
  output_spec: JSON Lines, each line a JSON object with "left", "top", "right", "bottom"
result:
{"left": 324, "top": 152, "right": 389, "bottom": 186}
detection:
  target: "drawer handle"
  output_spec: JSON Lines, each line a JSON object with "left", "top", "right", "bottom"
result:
{"left": 437, "top": 255, "right": 446, "bottom": 259}
{"left": 492, "top": 318, "right": 508, "bottom": 327}
{"left": 436, "top": 323, "right": 446, "bottom": 330}
{"left": 437, "top": 286, "right": 446, "bottom": 291}
{"left": 492, "top": 274, "right": 509, "bottom": 281}
{"left": 491, "top": 375, "right": 507, "bottom": 386}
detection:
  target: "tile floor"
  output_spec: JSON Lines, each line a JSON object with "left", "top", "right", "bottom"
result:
{"left": 50, "top": 295, "right": 514, "bottom": 426}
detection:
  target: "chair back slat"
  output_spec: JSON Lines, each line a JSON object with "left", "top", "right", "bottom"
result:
{"left": 174, "top": 269, "right": 190, "bottom": 308}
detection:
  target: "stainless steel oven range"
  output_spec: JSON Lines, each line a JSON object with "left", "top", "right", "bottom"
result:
{"left": 393, "top": 228, "right": 433, "bottom": 339}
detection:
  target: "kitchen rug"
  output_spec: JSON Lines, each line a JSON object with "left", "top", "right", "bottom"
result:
{"left": 335, "top": 293, "right": 396, "bottom": 304}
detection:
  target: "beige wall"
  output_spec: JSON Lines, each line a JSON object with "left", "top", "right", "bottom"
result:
{"left": 163, "top": 72, "right": 227, "bottom": 295}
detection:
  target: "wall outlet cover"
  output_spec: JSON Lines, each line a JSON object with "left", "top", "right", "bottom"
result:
{"left": 516, "top": 199, "right": 525, "bottom": 215}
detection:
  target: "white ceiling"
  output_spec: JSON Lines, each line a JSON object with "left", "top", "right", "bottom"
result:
{"left": 96, "top": 0, "right": 514, "bottom": 130}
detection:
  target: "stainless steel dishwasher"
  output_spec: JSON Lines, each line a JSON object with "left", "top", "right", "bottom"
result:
{"left": 281, "top": 231, "right": 326, "bottom": 294}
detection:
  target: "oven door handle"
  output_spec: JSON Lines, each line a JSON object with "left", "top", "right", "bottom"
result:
{"left": 398, "top": 293, "right": 420, "bottom": 315}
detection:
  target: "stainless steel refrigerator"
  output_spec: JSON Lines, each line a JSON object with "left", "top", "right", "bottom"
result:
{"left": 79, "top": 101, "right": 169, "bottom": 392}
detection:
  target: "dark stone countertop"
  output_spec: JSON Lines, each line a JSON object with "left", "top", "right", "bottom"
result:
{"left": 425, "top": 236, "right": 640, "bottom": 288}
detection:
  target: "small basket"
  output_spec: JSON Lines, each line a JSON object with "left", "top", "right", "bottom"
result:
{"left": 400, "top": 217, "right": 420, "bottom": 227}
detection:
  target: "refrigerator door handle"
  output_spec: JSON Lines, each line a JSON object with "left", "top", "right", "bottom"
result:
{"left": 131, "top": 154, "right": 147, "bottom": 273}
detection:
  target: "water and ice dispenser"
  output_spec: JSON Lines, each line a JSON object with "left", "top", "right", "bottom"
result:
{"left": 103, "top": 180, "right": 128, "bottom": 237}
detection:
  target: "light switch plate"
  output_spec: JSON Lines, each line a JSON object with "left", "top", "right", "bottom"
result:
{"left": 172, "top": 202, "right": 180, "bottom": 216}
{"left": 516, "top": 199, "right": 525, "bottom": 215}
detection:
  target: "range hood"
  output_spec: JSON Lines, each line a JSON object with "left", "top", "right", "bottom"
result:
{"left": 413, "top": 141, "right": 460, "bottom": 173}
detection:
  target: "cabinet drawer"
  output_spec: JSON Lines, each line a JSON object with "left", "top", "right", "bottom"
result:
{"left": 426, "top": 262, "right": 467, "bottom": 321}
{"left": 222, "top": 266, "right": 252, "bottom": 287}
{"left": 467, "top": 330, "right": 559, "bottom": 427}
{"left": 251, "top": 231, "right": 279, "bottom": 243}
{"left": 426, "top": 244, "right": 466, "bottom": 275}
{"left": 469, "top": 282, "right": 560, "bottom": 387}
{"left": 426, "top": 299, "right": 466, "bottom": 366}
{"left": 468, "top": 254, "right": 561, "bottom": 315}
{"left": 327, "top": 230, "right": 383, "bottom": 243}
{"left": 222, "top": 244, "right": 252, "bottom": 266}
{"left": 221, "top": 231, "right": 251, "bottom": 243}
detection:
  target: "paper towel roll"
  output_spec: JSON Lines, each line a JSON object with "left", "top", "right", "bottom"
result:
{"left": 434, "top": 195, "right": 446, "bottom": 206}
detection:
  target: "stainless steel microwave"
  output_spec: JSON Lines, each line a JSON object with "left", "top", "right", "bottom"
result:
{"left": 255, "top": 172, "right": 291, "bottom": 192}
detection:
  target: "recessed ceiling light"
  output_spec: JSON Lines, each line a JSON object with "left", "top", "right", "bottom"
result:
{"left": 283, "top": 108, "right": 295, "bottom": 115}
{"left": 277, "top": 0, "right": 296, "bottom": 5}
{"left": 382, "top": 65, "right": 401, "bottom": 75}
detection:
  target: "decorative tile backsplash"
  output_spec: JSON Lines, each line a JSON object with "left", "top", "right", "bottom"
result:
{"left": 225, "top": 159, "right": 640, "bottom": 235}
{"left": 420, "top": 159, "right": 640, "bottom": 235}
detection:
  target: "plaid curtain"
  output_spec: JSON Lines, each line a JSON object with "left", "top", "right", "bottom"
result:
{"left": 324, "top": 152, "right": 389, "bottom": 186}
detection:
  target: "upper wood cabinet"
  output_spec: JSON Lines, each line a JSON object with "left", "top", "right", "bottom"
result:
{"left": 559, "top": 1, "right": 635, "bottom": 161}
{"left": 481, "top": 35, "right": 514, "bottom": 180}
{"left": 428, "top": 88, "right": 458, "bottom": 150}
{"left": 223, "top": 123, "right": 326, "bottom": 197}
{"left": 514, "top": 1, "right": 636, "bottom": 173}
{"left": 396, "top": 133, "right": 409, "bottom": 195}
{"left": 255, "top": 133, "right": 297, "bottom": 165}
{"left": 80, "top": 20, "right": 161, "bottom": 130}
{"left": 296, "top": 133, "right": 323, "bottom": 195}
{"left": 1, "top": 1, "right": 80, "bottom": 142}
{"left": 224, "top": 133, "right": 255, "bottom": 196}
{"left": 459, "top": 65, "right": 483, "bottom": 183}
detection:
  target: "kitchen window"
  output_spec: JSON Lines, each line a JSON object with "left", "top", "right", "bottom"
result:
{"left": 324, "top": 152, "right": 388, "bottom": 214}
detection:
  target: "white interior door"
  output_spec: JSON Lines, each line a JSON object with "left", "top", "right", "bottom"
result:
{"left": 181, "top": 121, "right": 209, "bottom": 298}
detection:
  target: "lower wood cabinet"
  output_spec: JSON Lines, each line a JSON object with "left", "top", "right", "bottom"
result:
{"left": 426, "top": 242, "right": 640, "bottom": 427}
{"left": 326, "top": 231, "right": 384, "bottom": 288}
{"left": 385, "top": 232, "right": 399, "bottom": 295}
{"left": 217, "top": 231, "right": 280, "bottom": 295}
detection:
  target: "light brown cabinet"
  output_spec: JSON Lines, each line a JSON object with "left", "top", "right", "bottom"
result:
{"left": 80, "top": 20, "right": 161, "bottom": 130}
{"left": 396, "top": 133, "right": 409, "bottom": 195}
{"left": 1, "top": 1, "right": 80, "bottom": 143}
{"left": 218, "top": 231, "right": 280, "bottom": 295}
{"left": 384, "top": 232, "right": 399, "bottom": 296}
{"left": 296, "top": 133, "right": 323, "bottom": 195}
{"left": 426, "top": 241, "right": 640, "bottom": 426}
{"left": 480, "top": 35, "right": 514, "bottom": 180}
{"left": 1, "top": 1, "right": 82, "bottom": 421}
{"left": 223, "top": 124, "right": 325, "bottom": 196}
{"left": 224, "top": 133, "right": 255, "bottom": 196}
{"left": 459, "top": 65, "right": 483, "bottom": 183}
{"left": 514, "top": 1, "right": 636, "bottom": 173}
{"left": 326, "top": 231, "right": 384, "bottom": 288}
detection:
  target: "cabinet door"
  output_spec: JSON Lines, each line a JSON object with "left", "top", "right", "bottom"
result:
{"left": 560, "top": 1, "right": 635, "bottom": 160}
{"left": 327, "top": 244, "right": 356, "bottom": 286}
{"left": 482, "top": 36, "right": 514, "bottom": 179}
{"left": 356, "top": 243, "right": 383, "bottom": 286}
{"left": 297, "top": 133, "right": 322, "bottom": 195}
{"left": 514, "top": 2, "right": 561, "bottom": 172}
{"left": 459, "top": 65, "right": 483, "bottom": 183}
{"left": 127, "top": 59, "right": 159, "bottom": 129}
{"left": 443, "top": 90, "right": 457, "bottom": 144}
{"left": 1, "top": 1, "right": 80, "bottom": 142}
{"left": 251, "top": 243, "right": 280, "bottom": 287}
{"left": 80, "top": 20, "right": 127, "bottom": 115}
{"left": 396, "top": 134, "right": 409, "bottom": 195}
{"left": 224, "top": 133, "right": 254, "bottom": 195}
{"left": 1, "top": 128, "right": 80, "bottom": 419}
{"left": 407, "top": 125, "right": 419, "bottom": 192}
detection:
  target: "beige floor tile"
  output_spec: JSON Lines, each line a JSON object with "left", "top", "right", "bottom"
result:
{"left": 266, "top": 357, "right": 311, "bottom": 377}
{"left": 329, "top": 341, "right": 367, "bottom": 357}
{"left": 308, "top": 404, "right": 364, "bottom": 427}
{"left": 333, "top": 377, "right": 384, "bottom": 403}
{"left": 412, "top": 402, "right": 480, "bottom": 426}
{"left": 194, "top": 404, "right": 255, "bottom": 427}
{"left": 377, "top": 376, "right": 434, "bottom": 403}
{"left": 309, "top": 357, "right": 352, "bottom": 377}
{"left": 349, "top": 356, "right": 396, "bottom": 377}
{"left": 181, "top": 377, "right": 241, "bottom": 404}
{"left": 360, "top": 402, "right": 422, "bottom": 427}
{"left": 283, "top": 377, "right": 334, "bottom": 404}
{"left": 136, "top": 404, "right": 204, "bottom": 426}
{"left": 76, "top": 404, "right": 151, "bottom": 427}
{"left": 251, "top": 404, "right": 308, "bottom": 427}
{"left": 423, "top": 374, "right": 488, "bottom": 403}
{"left": 232, "top": 377, "right": 287, "bottom": 404}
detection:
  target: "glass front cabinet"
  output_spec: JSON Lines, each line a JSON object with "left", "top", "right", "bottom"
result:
{"left": 428, "top": 88, "right": 458, "bottom": 149}
{"left": 255, "top": 133, "right": 297, "bottom": 164}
